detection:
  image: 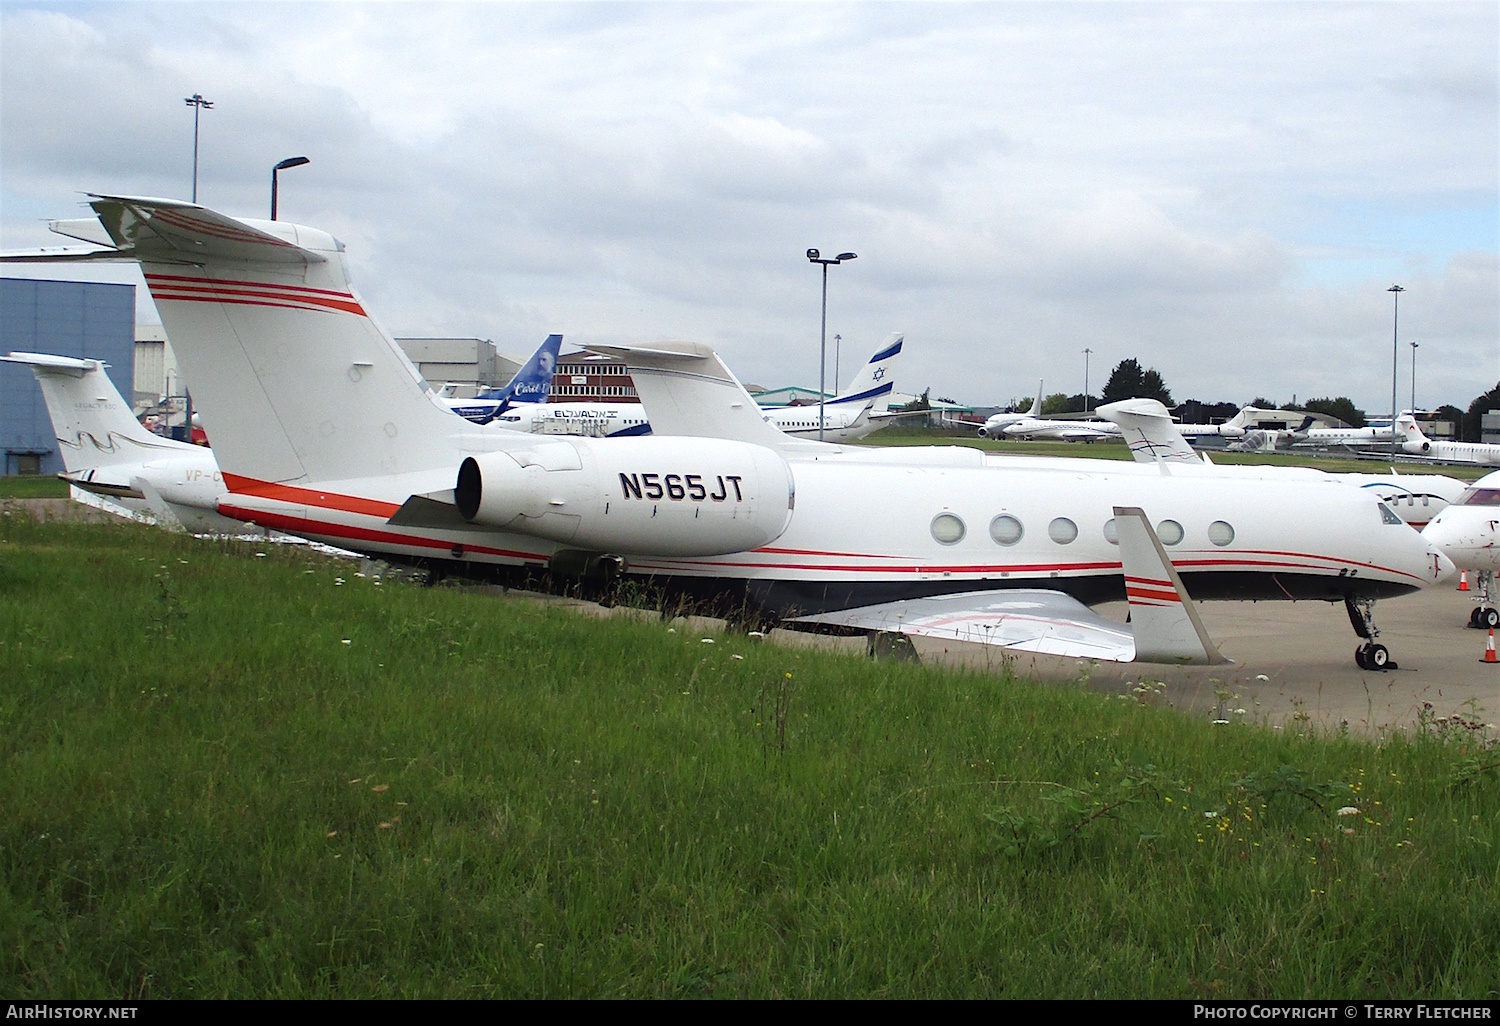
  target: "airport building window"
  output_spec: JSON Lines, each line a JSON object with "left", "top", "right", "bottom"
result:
{"left": 1156, "top": 520, "right": 1184, "bottom": 546}
{"left": 1102, "top": 518, "right": 1118, "bottom": 545}
{"left": 989, "top": 514, "right": 1023, "bottom": 546}
{"left": 1048, "top": 517, "right": 1078, "bottom": 545}
{"left": 1208, "top": 521, "right": 1235, "bottom": 546}
{"left": 931, "top": 512, "right": 966, "bottom": 545}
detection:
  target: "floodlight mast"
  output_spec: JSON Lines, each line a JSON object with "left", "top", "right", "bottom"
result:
{"left": 1388, "top": 284, "right": 1403, "bottom": 457}
{"left": 184, "top": 93, "right": 213, "bottom": 203}
{"left": 807, "top": 249, "right": 857, "bottom": 441}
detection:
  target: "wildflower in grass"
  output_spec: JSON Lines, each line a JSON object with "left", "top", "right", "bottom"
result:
{"left": 1337, "top": 807, "right": 1360, "bottom": 816}
{"left": 326, "top": 830, "right": 337, "bottom": 837}
{"left": 701, "top": 638, "right": 715, "bottom": 644}
{"left": 342, "top": 639, "right": 352, "bottom": 645}
{"left": 379, "top": 822, "right": 392, "bottom": 829}
{"left": 748, "top": 631, "right": 766, "bottom": 638}
{"left": 731, "top": 654, "right": 744, "bottom": 660}
{"left": 372, "top": 784, "right": 389, "bottom": 793}
{"left": 1204, "top": 811, "right": 1219, "bottom": 818}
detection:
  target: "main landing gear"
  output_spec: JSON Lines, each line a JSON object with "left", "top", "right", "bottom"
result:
{"left": 1345, "top": 595, "right": 1397, "bottom": 671}
{"left": 1467, "top": 570, "right": 1498, "bottom": 630}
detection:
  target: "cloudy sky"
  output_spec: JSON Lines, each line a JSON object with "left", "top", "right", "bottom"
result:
{"left": 3, "top": 1, "right": 1496, "bottom": 412}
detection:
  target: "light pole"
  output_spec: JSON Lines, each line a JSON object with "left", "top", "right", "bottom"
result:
{"left": 1388, "top": 284, "right": 1403, "bottom": 456}
{"left": 807, "top": 249, "right": 857, "bottom": 441}
{"left": 1410, "top": 340, "right": 1418, "bottom": 415}
{"left": 1083, "top": 347, "right": 1093, "bottom": 413}
{"left": 184, "top": 93, "right": 213, "bottom": 202}
{"left": 271, "top": 156, "right": 310, "bottom": 220}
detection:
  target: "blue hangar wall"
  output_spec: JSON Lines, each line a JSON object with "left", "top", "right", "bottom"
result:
{"left": 1, "top": 278, "right": 136, "bottom": 476}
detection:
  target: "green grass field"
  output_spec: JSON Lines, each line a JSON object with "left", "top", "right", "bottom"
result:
{"left": 0, "top": 476, "right": 70, "bottom": 499}
{"left": 2, "top": 515, "right": 1497, "bottom": 998}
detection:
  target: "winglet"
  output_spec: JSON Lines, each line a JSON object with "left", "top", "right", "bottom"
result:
{"left": 1113, "top": 506, "right": 1229, "bottom": 664}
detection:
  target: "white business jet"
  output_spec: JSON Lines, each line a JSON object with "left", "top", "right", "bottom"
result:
{"left": 1398, "top": 416, "right": 1500, "bottom": 467}
{"left": 976, "top": 382, "right": 1044, "bottom": 438}
{"left": 1099, "top": 398, "right": 1468, "bottom": 529}
{"left": 1421, "top": 471, "right": 1500, "bottom": 629}
{"left": 1, "top": 351, "right": 240, "bottom": 532}
{"left": 14, "top": 194, "right": 1452, "bottom": 670}
{"left": 1002, "top": 414, "right": 1123, "bottom": 443}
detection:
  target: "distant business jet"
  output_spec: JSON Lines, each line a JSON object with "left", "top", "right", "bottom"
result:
{"left": 1398, "top": 416, "right": 1500, "bottom": 467}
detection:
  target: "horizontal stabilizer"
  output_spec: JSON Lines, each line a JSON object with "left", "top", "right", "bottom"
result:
{"left": 66, "top": 195, "right": 327, "bottom": 267}
{"left": 584, "top": 340, "right": 790, "bottom": 449}
{"left": 2, "top": 352, "right": 99, "bottom": 376}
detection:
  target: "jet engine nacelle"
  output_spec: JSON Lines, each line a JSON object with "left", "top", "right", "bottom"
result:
{"left": 1403, "top": 438, "right": 1431, "bottom": 455}
{"left": 455, "top": 437, "right": 794, "bottom": 556}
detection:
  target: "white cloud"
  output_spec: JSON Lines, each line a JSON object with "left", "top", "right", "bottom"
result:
{"left": 3, "top": 1, "right": 1495, "bottom": 411}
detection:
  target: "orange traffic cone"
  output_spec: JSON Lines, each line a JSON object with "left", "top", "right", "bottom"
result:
{"left": 1486, "top": 628, "right": 1498, "bottom": 664}
{"left": 1459, "top": 570, "right": 1470, "bottom": 592}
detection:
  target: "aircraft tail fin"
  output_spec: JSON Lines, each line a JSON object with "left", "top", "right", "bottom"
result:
{"left": 1, "top": 351, "right": 197, "bottom": 473}
{"left": 1096, "top": 398, "right": 1199, "bottom": 465}
{"left": 831, "top": 333, "right": 902, "bottom": 412}
{"left": 479, "top": 333, "right": 562, "bottom": 407}
{"left": 1026, "top": 379, "right": 1043, "bottom": 417}
{"left": 56, "top": 195, "right": 465, "bottom": 486}
{"left": 1113, "top": 506, "right": 1229, "bottom": 665}
{"left": 582, "top": 340, "right": 792, "bottom": 449}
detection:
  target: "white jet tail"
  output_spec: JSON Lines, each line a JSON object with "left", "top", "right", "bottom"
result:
{"left": 1, "top": 351, "right": 196, "bottom": 473}
{"left": 56, "top": 196, "right": 466, "bottom": 487}
{"left": 1096, "top": 398, "right": 1200, "bottom": 465}
{"left": 832, "top": 333, "right": 902, "bottom": 413}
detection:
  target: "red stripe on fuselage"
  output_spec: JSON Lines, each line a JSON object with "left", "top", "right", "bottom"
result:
{"left": 222, "top": 474, "right": 401, "bottom": 519}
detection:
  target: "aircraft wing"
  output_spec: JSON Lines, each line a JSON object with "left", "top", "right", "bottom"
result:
{"left": 788, "top": 589, "right": 1136, "bottom": 661}
{"left": 789, "top": 506, "right": 1228, "bottom": 665}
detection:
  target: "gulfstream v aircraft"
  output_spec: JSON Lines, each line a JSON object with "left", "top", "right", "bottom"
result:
{"left": 1, "top": 351, "right": 240, "bottom": 532}
{"left": 16, "top": 194, "right": 1453, "bottom": 669}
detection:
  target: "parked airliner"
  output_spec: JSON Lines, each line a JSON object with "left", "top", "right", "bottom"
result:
{"left": 15, "top": 194, "right": 1453, "bottom": 669}
{"left": 761, "top": 334, "right": 908, "bottom": 442}
{"left": 976, "top": 382, "right": 1043, "bottom": 438}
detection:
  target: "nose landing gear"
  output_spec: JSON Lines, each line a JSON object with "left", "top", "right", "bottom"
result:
{"left": 1346, "top": 595, "right": 1397, "bottom": 671}
{"left": 1467, "top": 570, "right": 1497, "bottom": 629}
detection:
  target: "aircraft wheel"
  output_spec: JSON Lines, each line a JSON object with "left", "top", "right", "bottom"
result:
{"left": 1355, "top": 645, "right": 1371, "bottom": 670}
{"left": 1472, "top": 607, "right": 1485, "bottom": 628}
{"left": 1367, "top": 644, "right": 1391, "bottom": 670}
{"left": 1484, "top": 608, "right": 1500, "bottom": 630}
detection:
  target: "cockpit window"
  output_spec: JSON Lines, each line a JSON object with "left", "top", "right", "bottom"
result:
{"left": 1378, "top": 502, "right": 1404, "bottom": 525}
{"left": 1458, "top": 488, "right": 1500, "bottom": 507}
